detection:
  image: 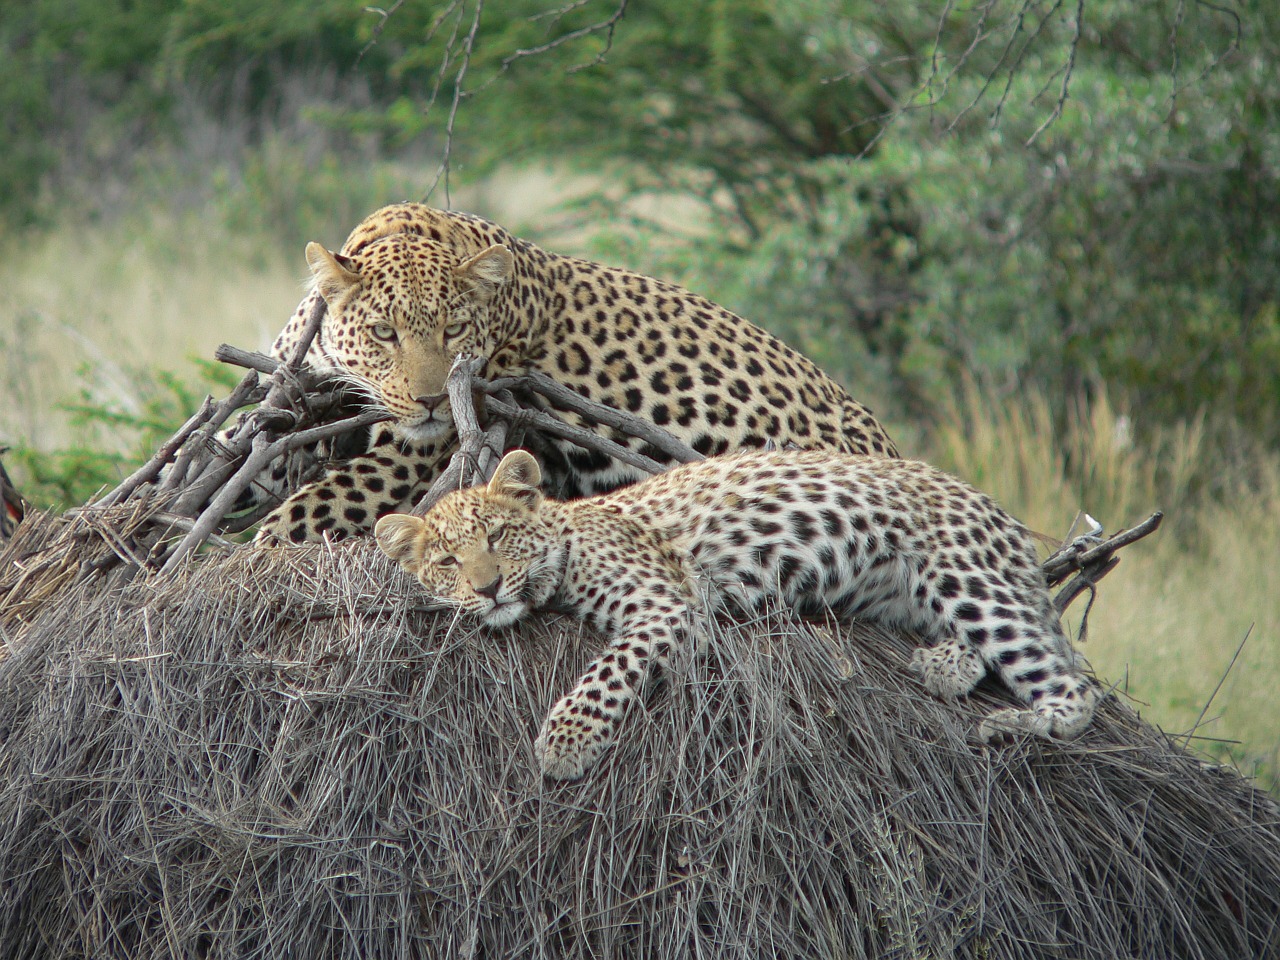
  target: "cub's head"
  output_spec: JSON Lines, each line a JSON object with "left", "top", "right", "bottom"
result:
{"left": 375, "top": 451, "right": 562, "bottom": 628}
{"left": 306, "top": 234, "right": 515, "bottom": 440}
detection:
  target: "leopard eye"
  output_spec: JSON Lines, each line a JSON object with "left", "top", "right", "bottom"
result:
{"left": 442, "top": 321, "right": 466, "bottom": 343}
{"left": 371, "top": 323, "right": 398, "bottom": 344}
{"left": 434, "top": 554, "right": 458, "bottom": 568}
{"left": 487, "top": 525, "right": 506, "bottom": 548}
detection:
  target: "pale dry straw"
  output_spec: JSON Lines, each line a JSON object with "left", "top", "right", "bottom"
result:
{"left": 1, "top": 512, "right": 1277, "bottom": 959}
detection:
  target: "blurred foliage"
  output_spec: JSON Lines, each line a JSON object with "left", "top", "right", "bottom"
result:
{"left": 393, "top": 0, "right": 1274, "bottom": 442}
{"left": 338, "top": 0, "right": 1278, "bottom": 445}
{"left": 3, "top": 0, "right": 1279, "bottom": 450}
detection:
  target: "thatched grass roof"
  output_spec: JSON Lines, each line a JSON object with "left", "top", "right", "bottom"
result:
{"left": 1, "top": 510, "right": 1278, "bottom": 960}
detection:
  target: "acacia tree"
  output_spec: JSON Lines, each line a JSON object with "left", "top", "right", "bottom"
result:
{"left": 8, "top": 0, "right": 1271, "bottom": 443}
{"left": 351, "top": 0, "right": 1270, "bottom": 442}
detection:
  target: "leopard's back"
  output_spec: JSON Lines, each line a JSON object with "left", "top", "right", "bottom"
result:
{"left": 261, "top": 203, "right": 898, "bottom": 542}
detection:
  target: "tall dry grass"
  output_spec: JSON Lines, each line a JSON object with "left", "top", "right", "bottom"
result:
{"left": 928, "top": 382, "right": 1280, "bottom": 790}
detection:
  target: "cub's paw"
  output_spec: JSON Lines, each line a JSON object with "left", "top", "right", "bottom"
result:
{"left": 534, "top": 707, "right": 616, "bottom": 781}
{"left": 1036, "top": 680, "right": 1102, "bottom": 739}
{"left": 909, "top": 638, "right": 986, "bottom": 699}
{"left": 977, "top": 706, "right": 1054, "bottom": 741}
{"left": 978, "top": 684, "right": 1100, "bottom": 742}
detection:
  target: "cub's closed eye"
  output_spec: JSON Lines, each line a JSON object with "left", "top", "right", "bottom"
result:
{"left": 371, "top": 323, "right": 398, "bottom": 343}
{"left": 488, "top": 526, "right": 506, "bottom": 546}
{"left": 435, "top": 555, "right": 458, "bottom": 567}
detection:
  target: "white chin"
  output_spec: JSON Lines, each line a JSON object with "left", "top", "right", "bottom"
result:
{"left": 396, "top": 416, "right": 452, "bottom": 442}
{"left": 482, "top": 601, "right": 527, "bottom": 629}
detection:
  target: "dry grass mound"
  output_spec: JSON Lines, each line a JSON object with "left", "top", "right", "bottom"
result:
{"left": 1, "top": 512, "right": 1278, "bottom": 960}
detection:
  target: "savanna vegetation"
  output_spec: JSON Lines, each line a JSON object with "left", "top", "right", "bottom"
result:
{"left": 1, "top": 0, "right": 1277, "bottom": 787}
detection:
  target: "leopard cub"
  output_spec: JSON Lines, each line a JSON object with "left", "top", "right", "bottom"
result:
{"left": 377, "top": 450, "right": 1099, "bottom": 780}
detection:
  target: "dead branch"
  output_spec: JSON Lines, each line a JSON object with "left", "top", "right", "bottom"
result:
{"left": 483, "top": 372, "right": 702, "bottom": 465}
{"left": 32, "top": 299, "right": 340, "bottom": 581}
{"left": 8, "top": 312, "right": 1164, "bottom": 605}
{"left": 98, "top": 397, "right": 218, "bottom": 507}
{"left": 1045, "top": 511, "right": 1164, "bottom": 615}
{"left": 498, "top": 0, "right": 627, "bottom": 75}
{"left": 215, "top": 344, "right": 298, "bottom": 380}
{"left": 413, "top": 356, "right": 510, "bottom": 514}
{"left": 159, "top": 408, "right": 393, "bottom": 575}
{"left": 483, "top": 395, "right": 666, "bottom": 473}
{"left": 412, "top": 355, "right": 703, "bottom": 514}
{"left": 1025, "top": 0, "right": 1085, "bottom": 145}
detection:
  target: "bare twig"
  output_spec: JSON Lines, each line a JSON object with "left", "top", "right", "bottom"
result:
{"left": 159, "top": 408, "right": 393, "bottom": 574}
{"left": 1025, "top": 0, "right": 1084, "bottom": 144}
{"left": 1053, "top": 557, "right": 1119, "bottom": 619}
{"left": 484, "top": 372, "right": 703, "bottom": 465}
{"left": 98, "top": 397, "right": 218, "bottom": 507}
{"left": 160, "top": 434, "right": 281, "bottom": 575}
{"left": 214, "top": 344, "right": 290, "bottom": 378}
{"left": 155, "top": 370, "right": 266, "bottom": 495}
{"left": 47, "top": 302, "right": 338, "bottom": 578}
{"left": 1046, "top": 511, "right": 1163, "bottom": 616}
{"left": 162, "top": 302, "right": 328, "bottom": 515}
{"left": 484, "top": 395, "right": 665, "bottom": 474}
{"left": 1044, "top": 511, "right": 1164, "bottom": 587}
{"left": 267, "top": 298, "right": 328, "bottom": 404}
{"left": 356, "top": 0, "right": 407, "bottom": 67}
{"left": 423, "top": 0, "right": 485, "bottom": 205}
{"left": 494, "top": 0, "right": 627, "bottom": 76}
{"left": 1181, "top": 625, "right": 1252, "bottom": 748}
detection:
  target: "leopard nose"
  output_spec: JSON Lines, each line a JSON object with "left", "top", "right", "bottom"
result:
{"left": 474, "top": 575, "right": 503, "bottom": 600}
{"left": 415, "top": 393, "right": 445, "bottom": 413}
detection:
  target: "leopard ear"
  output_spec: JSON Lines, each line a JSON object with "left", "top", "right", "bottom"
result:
{"left": 456, "top": 244, "right": 514, "bottom": 304}
{"left": 488, "top": 450, "right": 542, "bottom": 509}
{"left": 306, "top": 242, "right": 363, "bottom": 303}
{"left": 374, "top": 513, "right": 425, "bottom": 571}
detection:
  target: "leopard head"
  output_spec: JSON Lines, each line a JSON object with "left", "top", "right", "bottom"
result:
{"left": 306, "top": 233, "right": 515, "bottom": 441}
{"left": 375, "top": 451, "right": 564, "bottom": 628}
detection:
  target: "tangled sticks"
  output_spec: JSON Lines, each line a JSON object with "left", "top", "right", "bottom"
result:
{"left": 1, "top": 315, "right": 1158, "bottom": 623}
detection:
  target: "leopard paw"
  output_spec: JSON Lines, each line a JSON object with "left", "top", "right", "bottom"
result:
{"left": 534, "top": 708, "right": 616, "bottom": 780}
{"left": 978, "top": 684, "right": 1100, "bottom": 742}
{"left": 909, "top": 638, "right": 986, "bottom": 699}
{"left": 978, "top": 706, "right": 1055, "bottom": 741}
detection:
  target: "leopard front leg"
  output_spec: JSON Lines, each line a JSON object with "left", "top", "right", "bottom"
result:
{"left": 255, "top": 434, "right": 452, "bottom": 544}
{"left": 535, "top": 611, "right": 689, "bottom": 780}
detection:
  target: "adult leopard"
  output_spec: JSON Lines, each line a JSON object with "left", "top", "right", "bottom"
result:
{"left": 256, "top": 203, "right": 898, "bottom": 543}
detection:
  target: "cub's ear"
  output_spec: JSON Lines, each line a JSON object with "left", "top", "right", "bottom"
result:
{"left": 488, "top": 450, "right": 542, "bottom": 509}
{"left": 306, "top": 242, "right": 363, "bottom": 303}
{"left": 456, "top": 244, "right": 514, "bottom": 304}
{"left": 375, "top": 513, "right": 425, "bottom": 571}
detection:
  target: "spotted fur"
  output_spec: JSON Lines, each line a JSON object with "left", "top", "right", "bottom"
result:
{"left": 256, "top": 203, "right": 897, "bottom": 543}
{"left": 376, "top": 450, "right": 1099, "bottom": 780}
